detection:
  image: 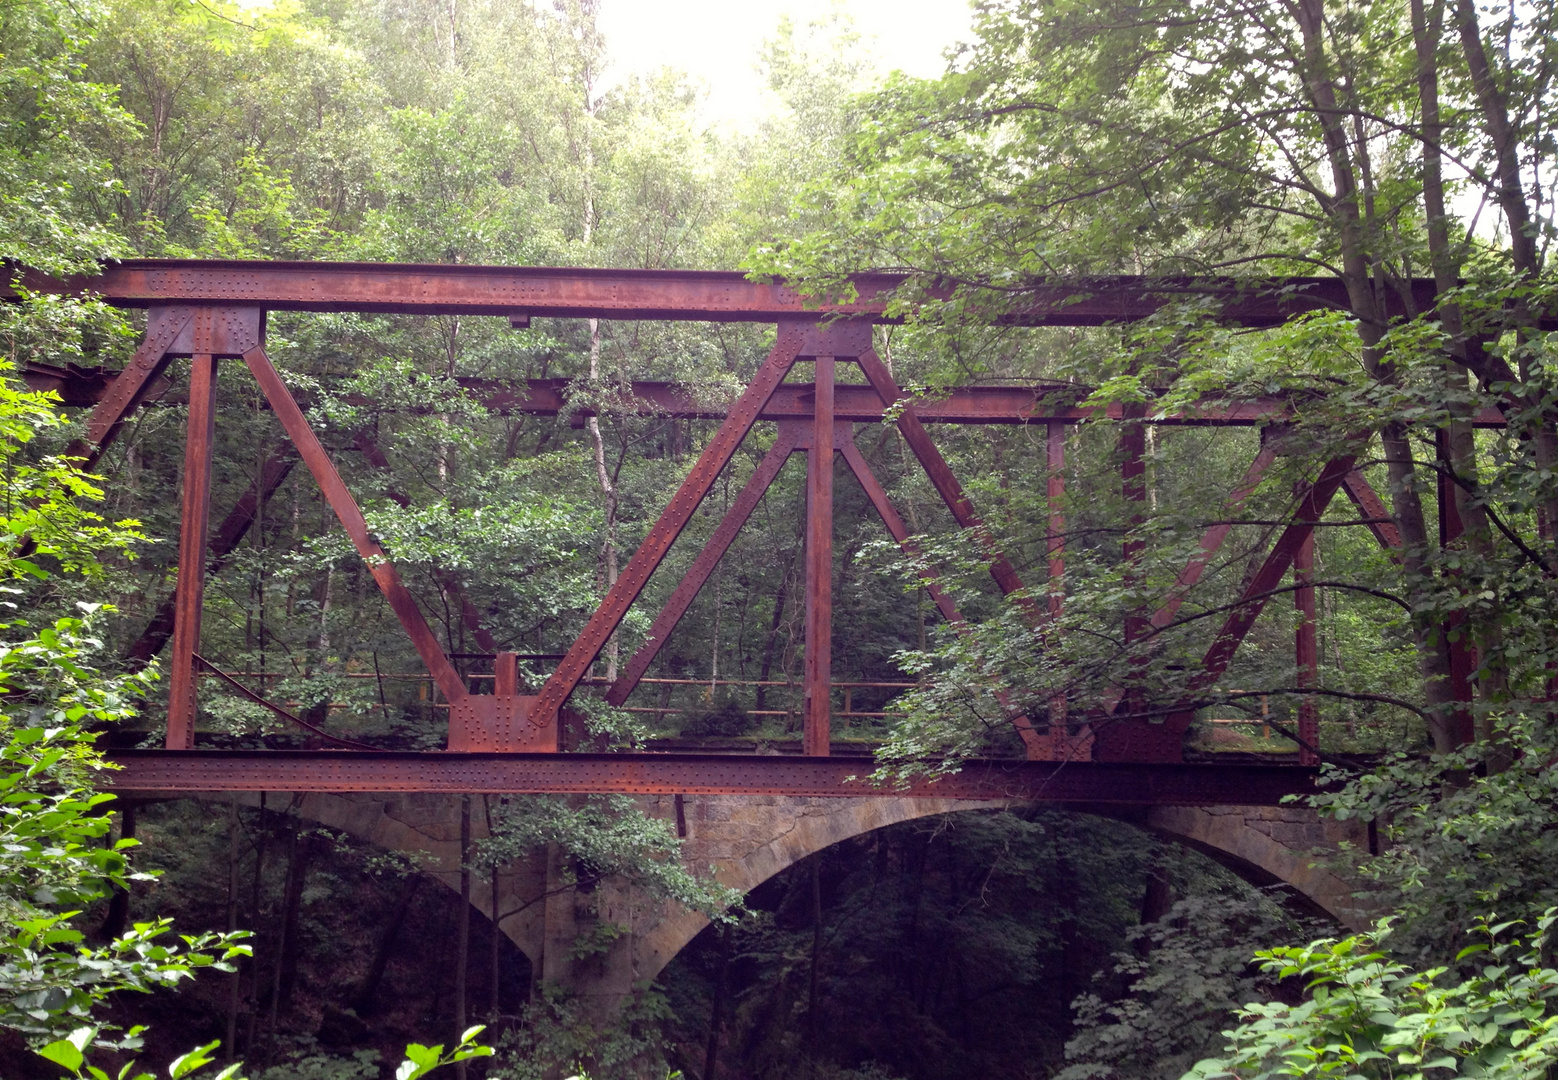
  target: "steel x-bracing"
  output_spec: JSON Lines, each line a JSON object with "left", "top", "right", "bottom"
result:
{"left": 8, "top": 260, "right": 1453, "bottom": 801}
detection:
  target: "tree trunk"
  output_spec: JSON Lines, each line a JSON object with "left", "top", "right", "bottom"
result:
{"left": 99, "top": 803, "right": 136, "bottom": 940}
{"left": 268, "top": 819, "right": 311, "bottom": 1041}
{"left": 1295, "top": 0, "right": 1457, "bottom": 750}
{"left": 352, "top": 875, "right": 420, "bottom": 1015}
{"left": 703, "top": 924, "right": 730, "bottom": 1080}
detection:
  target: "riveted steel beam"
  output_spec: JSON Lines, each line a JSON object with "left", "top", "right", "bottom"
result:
{"left": 9, "top": 260, "right": 1472, "bottom": 326}
{"left": 101, "top": 749, "right": 1323, "bottom": 804}
{"left": 243, "top": 346, "right": 467, "bottom": 703}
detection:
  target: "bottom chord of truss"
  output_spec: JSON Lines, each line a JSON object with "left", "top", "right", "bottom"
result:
{"left": 103, "top": 751, "right": 1322, "bottom": 805}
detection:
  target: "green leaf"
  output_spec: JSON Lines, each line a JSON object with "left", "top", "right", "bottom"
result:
{"left": 37, "top": 1039, "right": 85, "bottom": 1074}
{"left": 167, "top": 1041, "right": 220, "bottom": 1078}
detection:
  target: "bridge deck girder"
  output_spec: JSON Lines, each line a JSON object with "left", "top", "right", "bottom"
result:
{"left": 104, "top": 751, "right": 1321, "bottom": 805}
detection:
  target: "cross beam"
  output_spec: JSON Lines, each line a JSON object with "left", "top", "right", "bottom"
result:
{"left": 100, "top": 750, "right": 1322, "bottom": 804}
{"left": 27, "top": 365, "right": 1517, "bottom": 428}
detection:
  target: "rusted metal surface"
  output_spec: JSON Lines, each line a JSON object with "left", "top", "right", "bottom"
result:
{"left": 242, "top": 346, "right": 467, "bottom": 704}
{"left": 1196, "top": 455, "right": 1356, "bottom": 688}
{"left": 855, "top": 349, "right": 1039, "bottom": 619}
{"left": 838, "top": 435, "right": 1056, "bottom": 759}
{"left": 447, "top": 649, "right": 552, "bottom": 751}
{"left": 1294, "top": 533, "right": 1320, "bottom": 766}
{"left": 101, "top": 749, "right": 1323, "bottom": 804}
{"left": 46, "top": 363, "right": 1520, "bottom": 429}
{"left": 125, "top": 446, "right": 296, "bottom": 669}
{"left": 804, "top": 357, "right": 836, "bottom": 757}
{"left": 1151, "top": 447, "right": 1278, "bottom": 632}
{"left": 606, "top": 425, "right": 803, "bottom": 706}
{"left": 166, "top": 353, "right": 218, "bottom": 749}
{"left": 1341, "top": 469, "right": 1404, "bottom": 554}
{"left": 80, "top": 307, "right": 191, "bottom": 460}
{"left": 529, "top": 324, "right": 809, "bottom": 730}
{"left": 12, "top": 260, "right": 1469, "bottom": 327}
{"left": 21, "top": 258, "right": 1489, "bottom": 794}
{"left": 169, "top": 306, "right": 266, "bottom": 358}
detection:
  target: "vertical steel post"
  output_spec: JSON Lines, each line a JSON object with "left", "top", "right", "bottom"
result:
{"left": 1120, "top": 410, "right": 1147, "bottom": 646}
{"left": 167, "top": 353, "right": 218, "bottom": 749}
{"left": 1047, "top": 422, "right": 1066, "bottom": 621}
{"left": 1047, "top": 421, "right": 1067, "bottom": 735}
{"left": 803, "top": 357, "right": 835, "bottom": 757}
{"left": 1436, "top": 429, "right": 1476, "bottom": 745}
{"left": 495, "top": 651, "right": 518, "bottom": 698}
{"left": 1294, "top": 532, "right": 1320, "bottom": 765}
{"left": 1119, "top": 410, "right": 1148, "bottom": 726}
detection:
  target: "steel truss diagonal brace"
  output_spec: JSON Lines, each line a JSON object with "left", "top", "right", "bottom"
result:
{"left": 125, "top": 445, "right": 297, "bottom": 670}
{"left": 530, "top": 324, "right": 811, "bottom": 727}
{"left": 242, "top": 346, "right": 467, "bottom": 703}
{"left": 1194, "top": 454, "right": 1357, "bottom": 689}
{"left": 606, "top": 424, "right": 804, "bottom": 706}
{"left": 1151, "top": 446, "right": 1279, "bottom": 632}
{"left": 853, "top": 349, "right": 1040, "bottom": 622}
{"left": 1341, "top": 469, "right": 1404, "bottom": 555}
{"left": 79, "top": 307, "right": 192, "bottom": 461}
{"left": 1100, "top": 445, "right": 1277, "bottom": 719}
{"left": 837, "top": 435, "right": 1054, "bottom": 759}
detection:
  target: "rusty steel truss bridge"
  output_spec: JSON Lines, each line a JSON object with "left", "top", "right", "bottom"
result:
{"left": 8, "top": 260, "right": 1500, "bottom": 807}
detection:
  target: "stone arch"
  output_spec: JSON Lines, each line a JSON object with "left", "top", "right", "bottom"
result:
{"left": 633, "top": 794, "right": 1008, "bottom": 979}
{"left": 199, "top": 789, "right": 1374, "bottom": 997}
{"left": 1141, "top": 805, "right": 1376, "bottom": 930}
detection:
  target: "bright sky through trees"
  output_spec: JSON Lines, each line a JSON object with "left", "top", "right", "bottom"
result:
{"left": 595, "top": 0, "right": 974, "bottom": 128}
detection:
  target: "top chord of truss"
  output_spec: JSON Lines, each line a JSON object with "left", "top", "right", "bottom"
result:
{"left": 4, "top": 259, "right": 1477, "bottom": 326}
